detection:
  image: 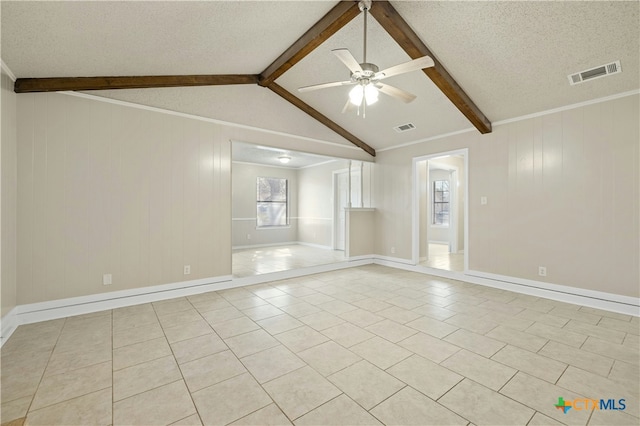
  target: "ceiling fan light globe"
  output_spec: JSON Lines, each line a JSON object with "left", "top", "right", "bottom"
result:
{"left": 364, "top": 84, "right": 379, "bottom": 105}
{"left": 349, "top": 85, "right": 364, "bottom": 105}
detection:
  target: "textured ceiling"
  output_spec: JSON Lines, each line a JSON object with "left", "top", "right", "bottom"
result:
{"left": 2, "top": 1, "right": 638, "bottom": 153}
{"left": 1, "top": 1, "right": 337, "bottom": 76}
{"left": 392, "top": 1, "right": 640, "bottom": 121}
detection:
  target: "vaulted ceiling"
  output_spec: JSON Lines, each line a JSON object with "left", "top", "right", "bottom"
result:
{"left": 2, "top": 1, "right": 638, "bottom": 156}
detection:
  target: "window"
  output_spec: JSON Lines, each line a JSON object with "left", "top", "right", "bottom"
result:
{"left": 257, "top": 177, "right": 288, "bottom": 227}
{"left": 432, "top": 180, "right": 450, "bottom": 226}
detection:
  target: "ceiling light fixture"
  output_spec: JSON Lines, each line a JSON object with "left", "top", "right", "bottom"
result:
{"left": 278, "top": 156, "right": 291, "bottom": 164}
{"left": 297, "top": 0, "right": 434, "bottom": 118}
{"left": 349, "top": 83, "right": 379, "bottom": 106}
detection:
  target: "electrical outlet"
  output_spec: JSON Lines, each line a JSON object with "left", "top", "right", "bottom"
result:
{"left": 538, "top": 266, "right": 547, "bottom": 277}
{"left": 247, "top": 234, "right": 251, "bottom": 240}
{"left": 391, "top": 247, "right": 396, "bottom": 254}
{"left": 103, "top": 274, "right": 112, "bottom": 286}
{"left": 481, "top": 196, "right": 488, "bottom": 205}
{"left": 184, "top": 265, "right": 191, "bottom": 275}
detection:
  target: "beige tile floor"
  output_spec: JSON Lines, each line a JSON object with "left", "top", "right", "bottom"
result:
{"left": 1, "top": 265, "right": 639, "bottom": 425}
{"left": 233, "top": 245, "right": 346, "bottom": 278}
{"left": 421, "top": 243, "right": 464, "bottom": 272}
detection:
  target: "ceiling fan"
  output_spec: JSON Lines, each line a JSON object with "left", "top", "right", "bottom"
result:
{"left": 298, "top": 0, "right": 435, "bottom": 117}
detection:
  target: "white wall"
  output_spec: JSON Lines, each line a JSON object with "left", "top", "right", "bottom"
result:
{"left": 17, "top": 92, "right": 232, "bottom": 305}
{"left": 232, "top": 162, "right": 298, "bottom": 248}
{"left": 12, "top": 90, "right": 375, "bottom": 308}
{"left": 1, "top": 65, "right": 18, "bottom": 320}
{"left": 375, "top": 94, "right": 639, "bottom": 298}
{"left": 298, "top": 160, "right": 347, "bottom": 248}
{"left": 346, "top": 209, "right": 375, "bottom": 257}
{"left": 10, "top": 88, "right": 637, "bottom": 308}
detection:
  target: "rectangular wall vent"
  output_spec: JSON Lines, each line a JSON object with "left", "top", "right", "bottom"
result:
{"left": 568, "top": 60, "right": 621, "bottom": 85}
{"left": 393, "top": 123, "right": 416, "bottom": 133}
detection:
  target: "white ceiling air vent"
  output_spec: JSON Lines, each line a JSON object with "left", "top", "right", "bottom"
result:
{"left": 394, "top": 123, "right": 416, "bottom": 133}
{"left": 568, "top": 60, "right": 621, "bottom": 85}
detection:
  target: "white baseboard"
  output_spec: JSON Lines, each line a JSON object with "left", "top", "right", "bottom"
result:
{"left": 348, "top": 255, "right": 375, "bottom": 262}
{"left": 373, "top": 255, "right": 414, "bottom": 265}
{"left": 0, "top": 260, "right": 376, "bottom": 347}
{"left": 370, "top": 256, "right": 639, "bottom": 316}
{"left": 1, "top": 307, "right": 19, "bottom": 346}
{"left": 374, "top": 257, "right": 463, "bottom": 280}
{"left": 465, "top": 270, "right": 639, "bottom": 315}
{"left": 15, "top": 275, "right": 233, "bottom": 327}
{"left": 233, "top": 259, "right": 373, "bottom": 287}
{"left": 233, "top": 241, "right": 334, "bottom": 251}
{"left": 3, "top": 256, "right": 637, "bottom": 347}
{"left": 297, "top": 242, "right": 334, "bottom": 250}
{"left": 232, "top": 241, "right": 298, "bottom": 250}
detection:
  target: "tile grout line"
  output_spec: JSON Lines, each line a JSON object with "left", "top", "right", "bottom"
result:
{"left": 23, "top": 317, "right": 68, "bottom": 419}
{"left": 188, "top": 289, "right": 301, "bottom": 424}
{"left": 430, "top": 380, "right": 476, "bottom": 424}
{"left": 287, "top": 392, "right": 346, "bottom": 423}
{"left": 151, "top": 299, "right": 204, "bottom": 425}
{"left": 184, "top": 294, "right": 225, "bottom": 425}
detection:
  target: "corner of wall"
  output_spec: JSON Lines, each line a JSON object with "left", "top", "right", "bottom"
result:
{"left": 1, "top": 61, "right": 18, "bottom": 327}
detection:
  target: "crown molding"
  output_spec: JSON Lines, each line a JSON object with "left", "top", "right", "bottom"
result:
{"left": 379, "top": 89, "right": 640, "bottom": 153}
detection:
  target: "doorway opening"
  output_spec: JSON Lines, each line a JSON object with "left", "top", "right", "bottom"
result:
{"left": 333, "top": 164, "right": 363, "bottom": 251}
{"left": 231, "top": 141, "right": 372, "bottom": 278}
{"left": 412, "top": 149, "right": 468, "bottom": 273}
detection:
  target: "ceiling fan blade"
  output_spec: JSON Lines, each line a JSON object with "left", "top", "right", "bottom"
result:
{"left": 298, "top": 80, "right": 353, "bottom": 93}
{"left": 375, "top": 56, "right": 435, "bottom": 80}
{"left": 332, "top": 48, "right": 363, "bottom": 74}
{"left": 376, "top": 83, "right": 417, "bottom": 103}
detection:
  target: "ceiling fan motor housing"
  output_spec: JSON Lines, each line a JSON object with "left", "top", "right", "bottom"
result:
{"left": 359, "top": 0, "right": 372, "bottom": 12}
{"left": 351, "top": 63, "right": 379, "bottom": 83}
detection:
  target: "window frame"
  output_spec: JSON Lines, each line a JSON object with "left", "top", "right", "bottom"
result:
{"left": 432, "top": 179, "right": 450, "bottom": 227}
{"left": 256, "top": 176, "right": 289, "bottom": 228}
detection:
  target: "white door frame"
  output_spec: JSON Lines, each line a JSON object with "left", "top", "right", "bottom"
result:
{"left": 449, "top": 168, "right": 459, "bottom": 254}
{"left": 332, "top": 168, "right": 349, "bottom": 250}
{"left": 412, "top": 149, "right": 469, "bottom": 271}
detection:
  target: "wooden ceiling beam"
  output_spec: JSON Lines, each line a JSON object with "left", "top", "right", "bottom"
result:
{"left": 259, "top": 1, "right": 376, "bottom": 156}
{"left": 258, "top": 1, "right": 361, "bottom": 87}
{"left": 370, "top": 1, "right": 492, "bottom": 134}
{"left": 268, "top": 82, "right": 376, "bottom": 157}
{"left": 14, "top": 74, "right": 259, "bottom": 93}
